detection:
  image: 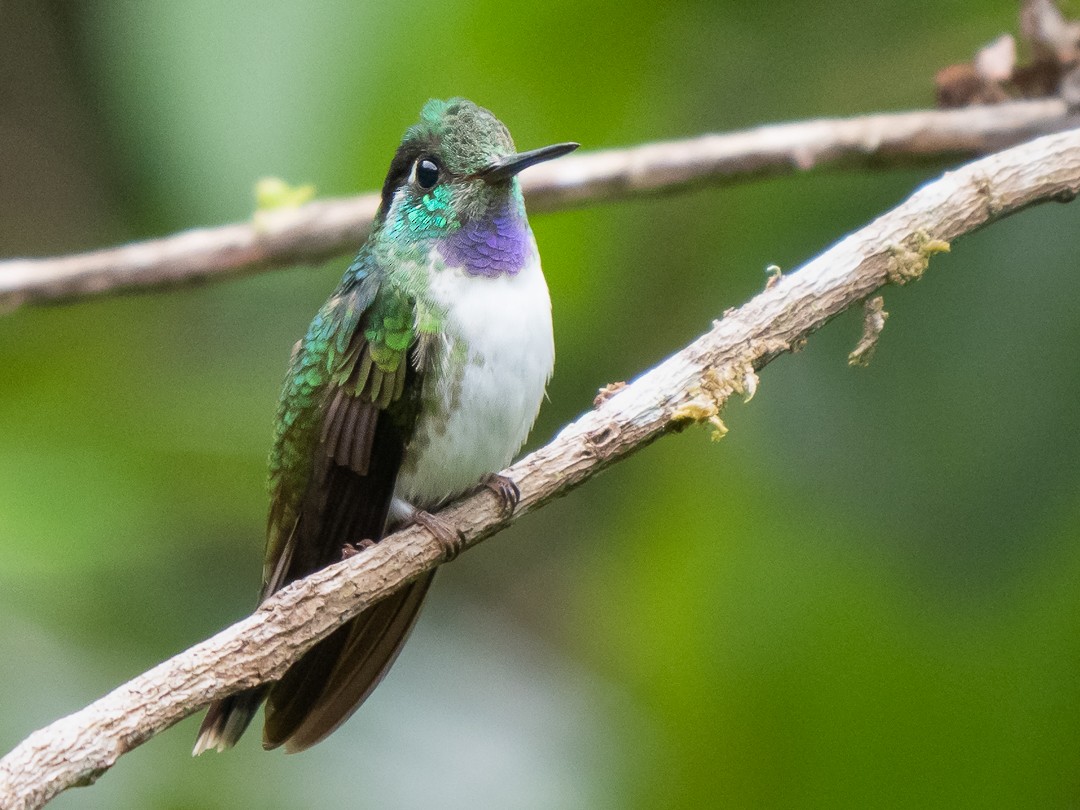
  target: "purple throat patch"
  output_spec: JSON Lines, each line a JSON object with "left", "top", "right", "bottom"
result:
{"left": 441, "top": 208, "right": 531, "bottom": 277}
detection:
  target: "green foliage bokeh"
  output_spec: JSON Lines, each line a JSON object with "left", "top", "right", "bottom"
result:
{"left": 2, "top": 2, "right": 1079, "bottom": 807}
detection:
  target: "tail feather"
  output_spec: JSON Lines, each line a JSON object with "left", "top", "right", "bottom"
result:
{"left": 263, "top": 570, "right": 435, "bottom": 752}
{"left": 192, "top": 686, "right": 268, "bottom": 755}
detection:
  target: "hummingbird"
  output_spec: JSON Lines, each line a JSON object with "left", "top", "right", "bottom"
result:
{"left": 193, "top": 98, "right": 577, "bottom": 754}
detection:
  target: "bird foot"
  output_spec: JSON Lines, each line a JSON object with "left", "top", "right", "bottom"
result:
{"left": 481, "top": 473, "right": 520, "bottom": 516}
{"left": 413, "top": 510, "right": 467, "bottom": 562}
{"left": 341, "top": 538, "right": 377, "bottom": 560}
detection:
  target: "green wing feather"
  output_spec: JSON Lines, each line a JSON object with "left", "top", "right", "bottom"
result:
{"left": 194, "top": 250, "right": 425, "bottom": 755}
{"left": 263, "top": 255, "right": 417, "bottom": 594}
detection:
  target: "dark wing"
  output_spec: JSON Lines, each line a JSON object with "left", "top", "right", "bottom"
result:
{"left": 195, "top": 257, "right": 430, "bottom": 754}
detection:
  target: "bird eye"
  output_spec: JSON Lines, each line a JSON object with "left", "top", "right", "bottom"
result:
{"left": 414, "top": 157, "right": 440, "bottom": 190}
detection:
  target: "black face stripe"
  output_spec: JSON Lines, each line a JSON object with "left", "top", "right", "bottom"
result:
{"left": 378, "top": 145, "right": 419, "bottom": 212}
{"left": 376, "top": 136, "right": 441, "bottom": 218}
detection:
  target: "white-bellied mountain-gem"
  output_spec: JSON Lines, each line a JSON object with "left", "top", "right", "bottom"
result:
{"left": 193, "top": 98, "right": 576, "bottom": 754}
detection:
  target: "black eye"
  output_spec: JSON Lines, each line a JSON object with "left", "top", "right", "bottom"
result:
{"left": 415, "top": 157, "right": 440, "bottom": 190}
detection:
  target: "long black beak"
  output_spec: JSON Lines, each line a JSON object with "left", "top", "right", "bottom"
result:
{"left": 477, "top": 142, "right": 579, "bottom": 182}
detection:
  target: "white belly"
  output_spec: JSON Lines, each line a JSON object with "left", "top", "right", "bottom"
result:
{"left": 393, "top": 253, "right": 554, "bottom": 508}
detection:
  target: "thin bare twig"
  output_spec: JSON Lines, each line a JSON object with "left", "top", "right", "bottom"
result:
{"left": 849, "top": 295, "right": 890, "bottom": 366}
{"left": 0, "top": 99, "right": 1076, "bottom": 314}
{"left": 2, "top": 121, "right": 1080, "bottom": 810}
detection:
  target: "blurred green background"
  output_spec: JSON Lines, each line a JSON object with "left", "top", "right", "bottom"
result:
{"left": 3, "top": 1, "right": 1079, "bottom": 807}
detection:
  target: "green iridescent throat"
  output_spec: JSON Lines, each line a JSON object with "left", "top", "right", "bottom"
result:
{"left": 387, "top": 183, "right": 459, "bottom": 243}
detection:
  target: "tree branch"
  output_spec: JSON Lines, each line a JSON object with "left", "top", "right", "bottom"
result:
{"left": 2, "top": 121, "right": 1079, "bottom": 810}
{"left": 1, "top": 99, "right": 1076, "bottom": 314}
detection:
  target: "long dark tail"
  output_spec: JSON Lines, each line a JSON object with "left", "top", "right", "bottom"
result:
{"left": 192, "top": 685, "right": 269, "bottom": 755}
{"left": 191, "top": 571, "right": 434, "bottom": 755}
{"left": 194, "top": 398, "right": 425, "bottom": 754}
{"left": 262, "top": 570, "right": 435, "bottom": 753}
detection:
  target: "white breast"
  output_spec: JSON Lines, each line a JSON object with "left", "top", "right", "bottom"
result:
{"left": 393, "top": 248, "right": 554, "bottom": 508}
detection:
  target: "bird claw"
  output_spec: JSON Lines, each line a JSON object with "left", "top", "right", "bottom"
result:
{"left": 341, "top": 538, "right": 376, "bottom": 560}
{"left": 413, "top": 510, "right": 467, "bottom": 562}
{"left": 481, "top": 473, "right": 520, "bottom": 516}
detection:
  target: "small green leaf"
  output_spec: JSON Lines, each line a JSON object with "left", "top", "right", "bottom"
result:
{"left": 254, "top": 176, "right": 316, "bottom": 213}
